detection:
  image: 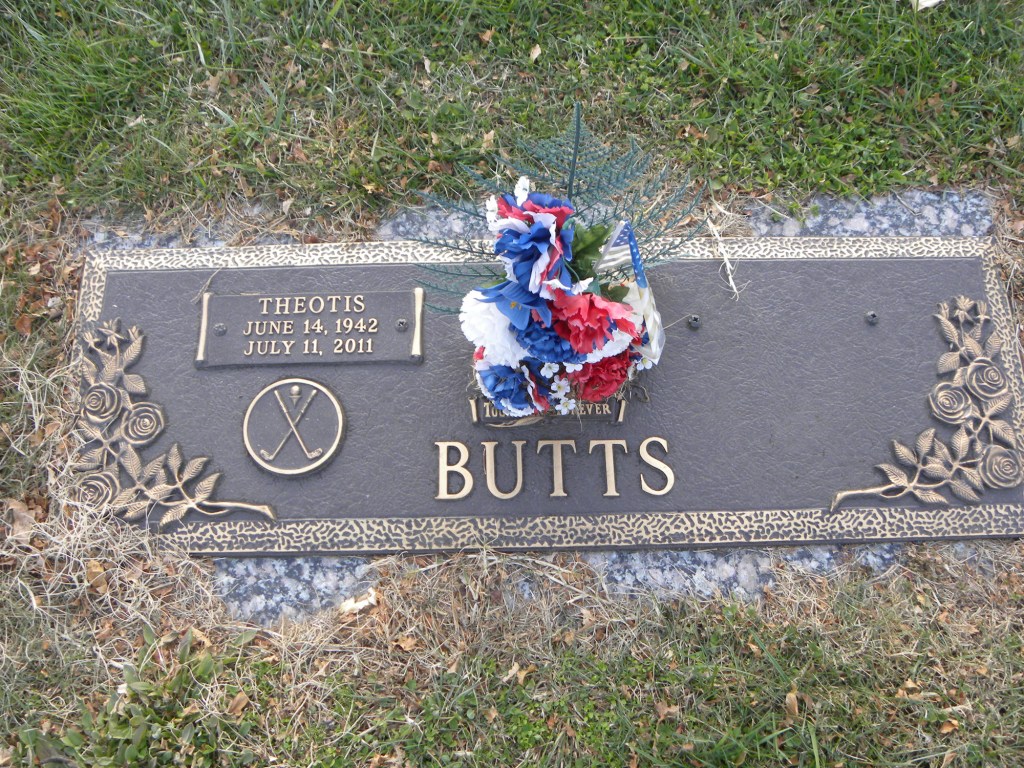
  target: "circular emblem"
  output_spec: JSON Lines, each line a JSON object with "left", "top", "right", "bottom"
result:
{"left": 243, "top": 378, "right": 344, "bottom": 476}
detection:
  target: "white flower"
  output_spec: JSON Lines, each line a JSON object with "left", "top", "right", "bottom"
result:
{"left": 555, "top": 398, "right": 577, "bottom": 415}
{"left": 550, "top": 376, "right": 570, "bottom": 399}
{"left": 564, "top": 362, "right": 583, "bottom": 373}
{"left": 485, "top": 195, "right": 499, "bottom": 227}
{"left": 460, "top": 291, "right": 527, "bottom": 367}
{"left": 571, "top": 277, "right": 594, "bottom": 294}
{"left": 514, "top": 176, "right": 531, "bottom": 205}
{"left": 541, "top": 362, "right": 560, "bottom": 378}
{"left": 584, "top": 327, "right": 634, "bottom": 364}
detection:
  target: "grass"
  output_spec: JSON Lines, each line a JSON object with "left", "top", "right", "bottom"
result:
{"left": 2, "top": 1, "right": 1024, "bottom": 766}
{"left": 0, "top": 0, "right": 1022, "bottom": 232}
{"left": 6, "top": 546, "right": 1024, "bottom": 766}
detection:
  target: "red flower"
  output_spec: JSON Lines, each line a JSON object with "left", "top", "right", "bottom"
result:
{"left": 522, "top": 199, "right": 574, "bottom": 229}
{"left": 569, "top": 352, "right": 632, "bottom": 402}
{"left": 550, "top": 290, "right": 636, "bottom": 355}
{"left": 496, "top": 196, "right": 532, "bottom": 224}
{"left": 497, "top": 195, "right": 575, "bottom": 230}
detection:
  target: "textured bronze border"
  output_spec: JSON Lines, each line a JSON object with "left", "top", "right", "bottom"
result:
{"left": 78, "top": 237, "right": 1024, "bottom": 554}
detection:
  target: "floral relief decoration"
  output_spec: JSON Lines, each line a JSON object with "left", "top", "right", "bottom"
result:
{"left": 75, "top": 319, "right": 276, "bottom": 529}
{"left": 831, "top": 296, "right": 1024, "bottom": 511}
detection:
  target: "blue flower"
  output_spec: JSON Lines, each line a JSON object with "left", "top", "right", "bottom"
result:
{"left": 514, "top": 318, "right": 587, "bottom": 364}
{"left": 478, "top": 280, "right": 551, "bottom": 330}
{"left": 476, "top": 359, "right": 550, "bottom": 415}
{"left": 491, "top": 192, "right": 576, "bottom": 297}
{"left": 495, "top": 223, "right": 575, "bottom": 296}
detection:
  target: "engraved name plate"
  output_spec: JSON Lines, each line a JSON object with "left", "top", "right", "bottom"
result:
{"left": 76, "top": 238, "right": 1024, "bottom": 556}
{"left": 195, "top": 288, "right": 424, "bottom": 368}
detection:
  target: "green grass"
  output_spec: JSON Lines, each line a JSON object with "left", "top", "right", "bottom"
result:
{"left": 1, "top": 0, "right": 1022, "bottom": 230}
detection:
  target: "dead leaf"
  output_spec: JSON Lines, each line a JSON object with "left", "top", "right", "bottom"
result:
{"left": 484, "top": 707, "right": 499, "bottom": 723}
{"left": 940, "top": 750, "right": 956, "bottom": 767}
{"left": 4, "top": 498, "right": 34, "bottom": 546}
{"left": 85, "top": 560, "right": 108, "bottom": 595}
{"left": 529, "top": 44, "right": 542, "bottom": 63}
{"left": 938, "top": 718, "right": 959, "bottom": 734}
{"left": 15, "top": 314, "right": 33, "bottom": 336}
{"left": 900, "top": 679, "right": 921, "bottom": 695}
{"left": 337, "top": 588, "right": 377, "bottom": 616}
{"left": 517, "top": 663, "right": 537, "bottom": 685}
{"left": 395, "top": 635, "right": 418, "bottom": 652}
{"left": 785, "top": 687, "right": 800, "bottom": 718}
{"left": 479, "top": 29, "right": 494, "bottom": 44}
{"left": 0, "top": 745, "right": 11, "bottom": 766}
{"left": 501, "top": 662, "right": 520, "bottom": 683}
{"left": 655, "top": 701, "right": 680, "bottom": 721}
{"left": 227, "top": 691, "right": 250, "bottom": 717}
{"left": 281, "top": 198, "right": 294, "bottom": 215}
{"left": 423, "top": 57, "right": 431, "bottom": 75}
{"left": 482, "top": 130, "right": 495, "bottom": 150}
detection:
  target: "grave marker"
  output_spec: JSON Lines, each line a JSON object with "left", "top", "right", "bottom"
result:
{"left": 75, "top": 238, "right": 1024, "bottom": 554}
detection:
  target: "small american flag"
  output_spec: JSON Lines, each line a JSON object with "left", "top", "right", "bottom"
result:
{"left": 601, "top": 220, "right": 647, "bottom": 288}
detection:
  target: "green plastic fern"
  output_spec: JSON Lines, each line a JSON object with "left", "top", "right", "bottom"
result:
{"left": 414, "top": 103, "right": 705, "bottom": 310}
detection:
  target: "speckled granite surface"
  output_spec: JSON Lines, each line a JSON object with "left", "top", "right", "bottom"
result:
{"left": 747, "top": 189, "right": 993, "bottom": 238}
{"left": 141, "top": 188, "right": 994, "bottom": 625}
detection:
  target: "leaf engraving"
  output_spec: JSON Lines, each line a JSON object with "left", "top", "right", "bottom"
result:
{"left": 915, "top": 428, "right": 936, "bottom": 460}
{"left": 913, "top": 488, "right": 948, "bottom": 505}
{"left": 876, "top": 464, "right": 909, "bottom": 487}
{"left": 122, "top": 374, "right": 147, "bottom": 395}
{"left": 949, "top": 480, "right": 980, "bottom": 502}
{"left": 893, "top": 441, "right": 917, "bottom": 467}
{"left": 952, "top": 426, "right": 971, "bottom": 459}
{"left": 937, "top": 352, "right": 961, "bottom": 374}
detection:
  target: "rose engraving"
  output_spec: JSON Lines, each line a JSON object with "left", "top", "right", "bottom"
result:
{"left": 965, "top": 357, "right": 1008, "bottom": 400}
{"left": 74, "top": 318, "right": 276, "bottom": 529}
{"left": 832, "top": 297, "right": 1022, "bottom": 510}
{"left": 979, "top": 446, "right": 1023, "bottom": 489}
{"left": 82, "top": 383, "right": 122, "bottom": 424}
{"left": 928, "top": 383, "right": 973, "bottom": 425}
{"left": 121, "top": 402, "right": 165, "bottom": 446}
{"left": 79, "top": 471, "right": 119, "bottom": 507}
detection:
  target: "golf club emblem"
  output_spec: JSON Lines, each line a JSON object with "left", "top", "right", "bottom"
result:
{"left": 243, "top": 378, "right": 344, "bottom": 476}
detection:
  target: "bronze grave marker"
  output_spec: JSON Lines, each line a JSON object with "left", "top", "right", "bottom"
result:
{"left": 75, "top": 238, "right": 1024, "bottom": 554}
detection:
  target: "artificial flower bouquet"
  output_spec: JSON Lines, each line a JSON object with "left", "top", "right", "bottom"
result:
{"left": 460, "top": 176, "right": 664, "bottom": 418}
